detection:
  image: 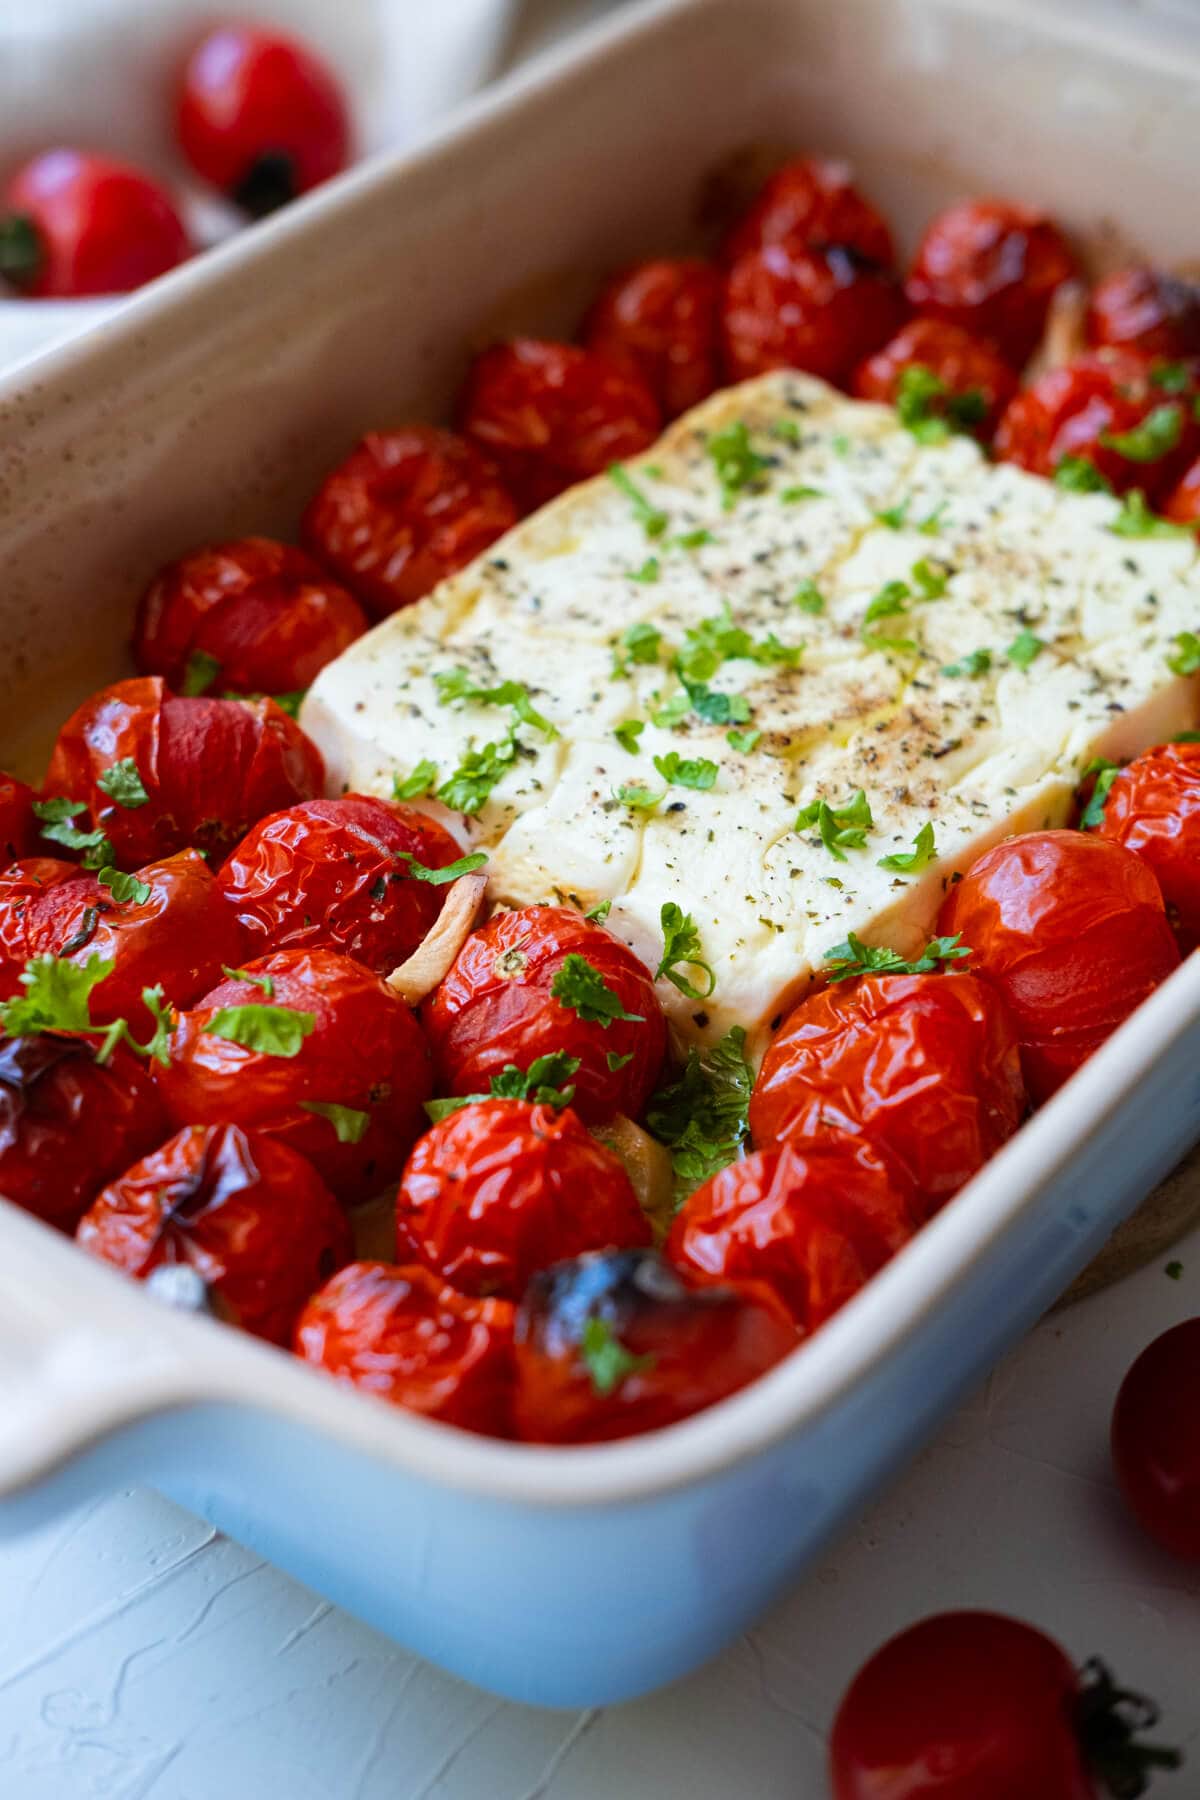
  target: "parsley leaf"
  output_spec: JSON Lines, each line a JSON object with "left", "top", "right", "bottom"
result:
{"left": 490, "top": 1051, "right": 581, "bottom": 1108}
{"left": 1079, "top": 756, "right": 1121, "bottom": 830}
{"left": 608, "top": 463, "right": 668, "bottom": 538}
{"left": 393, "top": 759, "right": 439, "bottom": 800}
{"left": 204, "top": 1004, "right": 315, "bottom": 1057}
{"left": 1054, "top": 455, "right": 1113, "bottom": 494}
{"left": 615, "top": 782, "right": 665, "bottom": 811}
{"left": 656, "top": 902, "right": 715, "bottom": 999}
{"left": 1006, "top": 629, "right": 1045, "bottom": 669}
{"left": 97, "top": 867, "right": 151, "bottom": 905}
{"left": 181, "top": 649, "right": 222, "bottom": 696}
{"left": 96, "top": 758, "right": 149, "bottom": 809}
{"left": 877, "top": 819, "right": 937, "bottom": 874}
{"left": 1100, "top": 403, "right": 1183, "bottom": 463}
{"left": 1167, "top": 630, "right": 1200, "bottom": 676}
{"left": 780, "top": 484, "right": 825, "bottom": 503}
{"left": 672, "top": 527, "right": 713, "bottom": 549}
{"left": 395, "top": 850, "right": 488, "bottom": 885}
{"left": 653, "top": 751, "right": 718, "bottom": 791}
{"left": 941, "top": 647, "right": 992, "bottom": 678}
{"left": 770, "top": 417, "right": 802, "bottom": 444}
{"left": 32, "top": 797, "right": 112, "bottom": 868}
{"left": 793, "top": 579, "right": 825, "bottom": 614}
{"left": 434, "top": 667, "right": 557, "bottom": 738}
{"left": 629, "top": 556, "right": 660, "bottom": 584}
{"left": 727, "top": 726, "right": 761, "bottom": 753}
{"left": 613, "top": 621, "right": 662, "bottom": 675}
{"left": 1152, "top": 361, "right": 1191, "bottom": 393}
{"left": 585, "top": 899, "right": 612, "bottom": 922}
{"left": 0, "top": 955, "right": 173, "bottom": 1066}
{"left": 795, "top": 788, "right": 875, "bottom": 861}
{"left": 550, "top": 954, "right": 643, "bottom": 1027}
{"left": 222, "top": 965, "right": 274, "bottom": 998}
{"left": 436, "top": 734, "right": 518, "bottom": 815}
{"left": 1110, "top": 490, "right": 1192, "bottom": 539}
{"left": 863, "top": 580, "right": 911, "bottom": 626}
{"left": 270, "top": 690, "right": 306, "bottom": 721}
{"left": 682, "top": 680, "right": 751, "bottom": 725}
{"left": 606, "top": 1049, "right": 634, "bottom": 1072}
{"left": 911, "top": 557, "right": 948, "bottom": 601}
{"left": 706, "top": 421, "right": 770, "bottom": 509}
{"left": 580, "top": 1316, "right": 654, "bottom": 1395}
{"left": 300, "top": 1101, "right": 370, "bottom": 1143}
{"left": 875, "top": 496, "right": 911, "bottom": 530}
{"left": 823, "top": 930, "right": 971, "bottom": 982}
{"left": 645, "top": 1026, "right": 753, "bottom": 1202}
{"left": 614, "top": 719, "right": 645, "bottom": 754}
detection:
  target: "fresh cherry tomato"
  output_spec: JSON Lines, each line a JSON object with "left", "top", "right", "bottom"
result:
{"left": 295, "top": 1260, "right": 515, "bottom": 1436}
{"left": 77, "top": 1123, "right": 350, "bottom": 1344}
{"left": 905, "top": 198, "right": 1078, "bottom": 366}
{"left": 722, "top": 243, "right": 908, "bottom": 387}
{"left": 852, "top": 315, "right": 1018, "bottom": 440}
{"left": 158, "top": 948, "right": 432, "bottom": 1205}
{"left": 581, "top": 257, "right": 723, "bottom": 419}
{"left": 720, "top": 155, "right": 895, "bottom": 269}
{"left": 0, "top": 1036, "right": 167, "bottom": 1232}
{"left": 513, "top": 1247, "right": 797, "bottom": 1444}
{"left": 0, "top": 150, "right": 189, "bottom": 298}
{"left": 176, "top": 25, "right": 350, "bottom": 215}
{"left": 1112, "top": 1318, "right": 1200, "bottom": 1561}
{"left": 133, "top": 537, "right": 366, "bottom": 699}
{"left": 1087, "top": 267, "right": 1200, "bottom": 361}
{"left": 44, "top": 676, "right": 324, "bottom": 867}
{"left": 937, "top": 830, "right": 1180, "bottom": 1105}
{"left": 0, "top": 859, "right": 76, "bottom": 981}
{"left": 457, "top": 339, "right": 661, "bottom": 513}
{"left": 1161, "top": 456, "right": 1200, "bottom": 523}
{"left": 423, "top": 905, "right": 666, "bottom": 1125}
{"left": 1095, "top": 742, "right": 1200, "bottom": 951}
{"left": 0, "top": 775, "right": 37, "bottom": 868}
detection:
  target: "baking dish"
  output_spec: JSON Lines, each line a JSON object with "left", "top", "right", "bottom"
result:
{"left": 1, "top": 0, "right": 1200, "bottom": 1710}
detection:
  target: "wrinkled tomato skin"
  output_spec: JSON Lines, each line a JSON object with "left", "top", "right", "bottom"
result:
{"left": 937, "top": 830, "right": 1180, "bottom": 1105}
{"left": 1096, "top": 742, "right": 1200, "bottom": 951}
{"left": 217, "top": 795, "right": 461, "bottom": 973}
{"left": 581, "top": 258, "right": 723, "bottom": 420}
{"left": 722, "top": 243, "right": 908, "bottom": 388}
{"left": 514, "top": 1247, "right": 797, "bottom": 1445}
{"left": 133, "top": 537, "right": 367, "bottom": 696}
{"left": 158, "top": 948, "right": 432, "bottom": 1204}
{"left": 1112, "top": 1319, "right": 1200, "bottom": 1561}
{"left": 2, "top": 149, "right": 190, "bottom": 298}
{"left": 0, "top": 859, "right": 77, "bottom": 989}
{"left": 721, "top": 155, "right": 896, "bottom": 269}
{"left": 295, "top": 1260, "right": 515, "bottom": 1437}
{"left": 457, "top": 339, "right": 661, "bottom": 513}
{"left": 398, "top": 1099, "right": 649, "bottom": 1300}
{"left": 77, "top": 1123, "right": 351, "bottom": 1345}
{"left": 750, "top": 973, "right": 1026, "bottom": 1206}
{"left": 423, "top": 905, "right": 666, "bottom": 1125}
{"left": 0, "top": 776, "right": 37, "bottom": 868}
{"left": 301, "top": 427, "right": 519, "bottom": 618}
{"left": 1087, "top": 266, "right": 1200, "bottom": 360}
{"left": 1162, "top": 456, "right": 1200, "bottom": 523}
{"left": 852, "top": 315, "right": 1018, "bottom": 440}
{"left": 905, "top": 199, "right": 1078, "bottom": 365}
{"left": 0, "top": 1036, "right": 167, "bottom": 1232}
{"left": 45, "top": 677, "right": 324, "bottom": 866}
{"left": 829, "top": 1612, "right": 1095, "bottom": 1800}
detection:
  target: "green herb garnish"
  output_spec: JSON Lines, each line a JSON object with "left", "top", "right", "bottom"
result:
{"left": 645, "top": 1026, "right": 753, "bottom": 1202}
{"left": 823, "top": 930, "right": 971, "bottom": 982}
{"left": 653, "top": 751, "right": 719, "bottom": 791}
{"left": 707, "top": 421, "right": 770, "bottom": 509}
{"left": 1006, "top": 629, "right": 1045, "bottom": 670}
{"left": 656, "top": 902, "right": 715, "bottom": 999}
{"left": 300, "top": 1102, "right": 370, "bottom": 1143}
{"left": 608, "top": 463, "right": 669, "bottom": 538}
{"left": 795, "top": 789, "right": 875, "bottom": 861}
{"left": 204, "top": 1004, "right": 315, "bottom": 1058}
{"left": 96, "top": 758, "right": 149, "bottom": 810}
{"left": 550, "top": 954, "right": 644, "bottom": 1026}
{"left": 581, "top": 1316, "right": 654, "bottom": 1395}
{"left": 1054, "top": 456, "right": 1113, "bottom": 494}
{"left": 395, "top": 850, "right": 488, "bottom": 885}
{"left": 434, "top": 667, "right": 556, "bottom": 738}
{"left": 877, "top": 819, "right": 937, "bottom": 874}
{"left": 393, "top": 759, "right": 439, "bottom": 800}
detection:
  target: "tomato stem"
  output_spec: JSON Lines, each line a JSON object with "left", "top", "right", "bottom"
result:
{"left": 0, "top": 213, "right": 43, "bottom": 287}
{"left": 231, "top": 151, "right": 297, "bottom": 218}
{"left": 1075, "top": 1658, "right": 1183, "bottom": 1796}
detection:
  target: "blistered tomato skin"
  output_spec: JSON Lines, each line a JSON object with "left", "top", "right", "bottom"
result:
{"left": 0, "top": 860, "right": 77, "bottom": 991}
{"left": 851, "top": 315, "right": 1018, "bottom": 440}
{"left": 1087, "top": 266, "right": 1200, "bottom": 360}
{"left": 937, "top": 830, "right": 1180, "bottom": 1105}
{"left": 0, "top": 776, "right": 37, "bottom": 868}
{"left": 457, "top": 339, "right": 661, "bottom": 513}
{"left": 905, "top": 198, "right": 1078, "bottom": 365}
{"left": 397, "top": 1098, "right": 649, "bottom": 1300}
{"left": 0, "top": 150, "right": 190, "bottom": 298}
{"left": 1096, "top": 742, "right": 1200, "bottom": 950}
{"left": 78, "top": 1124, "right": 351, "bottom": 1345}
{"left": 295, "top": 1261, "right": 515, "bottom": 1437}
{"left": 423, "top": 905, "right": 666, "bottom": 1124}
{"left": 721, "top": 155, "right": 895, "bottom": 269}
{"left": 582, "top": 258, "right": 723, "bottom": 420}
{"left": 722, "top": 243, "right": 908, "bottom": 388}
{"left": 1112, "top": 1319, "right": 1200, "bottom": 1561}
{"left": 514, "top": 1247, "right": 797, "bottom": 1444}
{"left": 301, "top": 427, "right": 519, "bottom": 618}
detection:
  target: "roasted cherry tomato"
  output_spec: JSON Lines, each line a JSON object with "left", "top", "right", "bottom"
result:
{"left": 1112, "top": 1318, "right": 1200, "bottom": 1561}
{"left": 905, "top": 198, "right": 1078, "bottom": 366}
{"left": 0, "top": 149, "right": 189, "bottom": 298}
{"left": 158, "top": 948, "right": 432, "bottom": 1204}
{"left": 44, "top": 676, "right": 324, "bottom": 867}
{"left": 0, "top": 1036, "right": 167, "bottom": 1232}
{"left": 301, "top": 426, "right": 519, "bottom": 618}
{"left": 722, "top": 243, "right": 908, "bottom": 387}
{"left": 457, "top": 339, "right": 661, "bottom": 513}
{"left": 852, "top": 315, "right": 1018, "bottom": 440}
{"left": 581, "top": 257, "right": 722, "bottom": 420}
{"left": 423, "top": 905, "right": 666, "bottom": 1124}
{"left": 176, "top": 25, "right": 350, "bottom": 215}
{"left": 750, "top": 972, "right": 1025, "bottom": 1204}
{"left": 0, "top": 775, "right": 37, "bottom": 868}
{"left": 937, "top": 830, "right": 1180, "bottom": 1105}
{"left": 132, "top": 537, "right": 366, "bottom": 698}
{"left": 295, "top": 1260, "right": 515, "bottom": 1436}
{"left": 397, "top": 1098, "right": 650, "bottom": 1300}
{"left": 1087, "top": 267, "right": 1200, "bottom": 361}
{"left": 721, "top": 154, "right": 895, "bottom": 270}
{"left": 77, "top": 1123, "right": 350, "bottom": 1344}
{"left": 1095, "top": 741, "right": 1200, "bottom": 951}
{"left": 0, "top": 859, "right": 76, "bottom": 979}
{"left": 513, "top": 1247, "right": 796, "bottom": 1444}
{"left": 1161, "top": 456, "right": 1200, "bottom": 524}
{"left": 830, "top": 1611, "right": 1180, "bottom": 1800}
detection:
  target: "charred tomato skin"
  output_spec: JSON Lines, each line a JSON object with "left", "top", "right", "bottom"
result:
{"left": 1112, "top": 1318, "right": 1200, "bottom": 1561}
{"left": 1086, "top": 266, "right": 1200, "bottom": 360}
{"left": 904, "top": 198, "right": 1079, "bottom": 366}
{"left": 720, "top": 154, "right": 896, "bottom": 269}
{"left": 851, "top": 315, "right": 1018, "bottom": 440}
{"left": 581, "top": 257, "right": 723, "bottom": 420}
{"left": 721, "top": 242, "right": 909, "bottom": 387}
{"left": 0, "top": 775, "right": 38, "bottom": 868}
{"left": 1, "top": 149, "right": 190, "bottom": 297}
{"left": 1096, "top": 741, "right": 1200, "bottom": 951}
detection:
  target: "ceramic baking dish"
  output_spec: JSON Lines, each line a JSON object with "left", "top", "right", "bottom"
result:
{"left": 1, "top": 0, "right": 1200, "bottom": 1711}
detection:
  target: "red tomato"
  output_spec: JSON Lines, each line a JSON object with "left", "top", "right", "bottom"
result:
{"left": 457, "top": 339, "right": 661, "bottom": 513}
{"left": 423, "top": 905, "right": 666, "bottom": 1125}
{"left": 905, "top": 198, "right": 1078, "bottom": 365}
{"left": 176, "top": 25, "right": 350, "bottom": 214}
{"left": 301, "top": 426, "right": 519, "bottom": 617}
{"left": 581, "top": 258, "right": 723, "bottom": 420}
{"left": 44, "top": 676, "right": 324, "bottom": 866}
{"left": 0, "top": 859, "right": 76, "bottom": 986}
{"left": 77, "top": 1123, "right": 350, "bottom": 1344}
{"left": 397, "top": 1098, "right": 650, "bottom": 1300}
{"left": 132, "top": 537, "right": 366, "bottom": 698}
{"left": 1087, "top": 267, "right": 1200, "bottom": 360}
{"left": 513, "top": 1247, "right": 797, "bottom": 1444}
{"left": 158, "top": 948, "right": 432, "bottom": 1204}
{"left": 1095, "top": 742, "right": 1200, "bottom": 950}
{"left": 0, "top": 150, "right": 189, "bottom": 298}
{"left": 722, "top": 243, "right": 908, "bottom": 387}
{"left": 852, "top": 315, "right": 1018, "bottom": 440}
{"left": 1112, "top": 1318, "right": 1200, "bottom": 1560}
{"left": 1162, "top": 456, "right": 1200, "bottom": 524}
{"left": 937, "top": 830, "right": 1180, "bottom": 1105}
{"left": 0, "top": 775, "right": 37, "bottom": 868}
{"left": 0, "top": 1037, "right": 167, "bottom": 1231}
{"left": 721, "top": 155, "right": 895, "bottom": 269}
{"left": 295, "top": 1260, "right": 515, "bottom": 1436}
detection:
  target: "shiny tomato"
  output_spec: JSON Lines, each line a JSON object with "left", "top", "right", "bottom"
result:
{"left": 905, "top": 198, "right": 1078, "bottom": 365}
{"left": 852, "top": 315, "right": 1018, "bottom": 440}
{"left": 0, "top": 859, "right": 76, "bottom": 988}
{"left": 513, "top": 1246, "right": 797, "bottom": 1444}
{"left": 1087, "top": 267, "right": 1200, "bottom": 360}
{"left": 158, "top": 948, "right": 432, "bottom": 1204}
{"left": 301, "top": 426, "right": 519, "bottom": 617}
{"left": 1162, "top": 456, "right": 1200, "bottom": 524}
{"left": 423, "top": 905, "right": 666, "bottom": 1124}
{"left": 0, "top": 150, "right": 189, "bottom": 298}
{"left": 295, "top": 1260, "right": 515, "bottom": 1436}
{"left": 581, "top": 257, "right": 722, "bottom": 419}
{"left": 721, "top": 155, "right": 895, "bottom": 269}
{"left": 457, "top": 339, "right": 661, "bottom": 512}
{"left": 1095, "top": 742, "right": 1200, "bottom": 950}
{"left": 0, "top": 775, "right": 37, "bottom": 868}
{"left": 77, "top": 1123, "right": 351, "bottom": 1344}
{"left": 722, "top": 243, "right": 908, "bottom": 387}
{"left": 132, "top": 537, "right": 366, "bottom": 698}
{"left": 45, "top": 676, "right": 324, "bottom": 866}
{"left": 1112, "top": 1318, "right": 1200, "bottom": 1561}
{"left": 937, "top": 830, "right": 1180, "bottom": 1105}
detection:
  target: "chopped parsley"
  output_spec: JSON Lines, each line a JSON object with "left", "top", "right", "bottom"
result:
{"left": 770, "top": 418, "right": 802, "bottom": 444}
{"left": 434, "top": 667, "right": 556, "bottom": 738}
{"left": 629, "top": 556, "right": 660, "bottom": 584}
{"left": 436, "top": 734, "right": 518, "bottom": 815}
{"left": 614, "top": 621, "right": 662, "bottom": 674}
{"left": 895, "top": 363, "right": 987, "bottom": 444}
{"left": 706, "top": 420, "right": 770, "bottom": 509}
{"left": 1166, "top": 1259, "right": 1184, "bottom": 1280}
{"left": 615, "top": 782, "right": 665, "bottom": 811}
{"left": 614, "top": 719, "right": 645, "bottom": 754}
{"left": 656, "top": 902, "right": 715, "bottom": 999}
{"left": 676, "top": 602, "right": 800, "bottom": 683}
{"left": 795, "top": 789, "right": 875, "bottom": 861}
{"left": 781, "top": 484, "right": 825, "bottom": 503}
{"left": 863, "top": 580, "right": 912, "bottom": 625}
{"left": 97, "top": 867, "right": 151, "bottom": 905}
{"left": 1006, "top": 629, "right": 1045, "bottom": 670}
{"left": 181, "top": 649, "right": 222, "bottom": 695}
{"left": 824, "top": 931, "right": 971, "bottom": 982}
{"left": 1110, "top": 490, "right": 1192, "bottom": 539}
{"left": 270, "top": 690, "right": 306, "bottom": 720}
{"left": 1079, "top": 757, "right": 1121, "bottom": 830}
{"left": 1152, "top": 361, "right": 1191, "bottom": 394}
{"left": 682, "top": 680, "right": 751, "bottom": 726}
{"left": 550, "top": 954, "right": 644, "bottom": 1026}
{"left": 645, "top": 1026, "right": 753, "bottom": 1202}
{"left": 395, "top": 850, "right": 488, "bottom": 885}
{"left": 606, "top": 1050, "right": 634, "bottom": 1072}
{"left": 300, "top": 1101, "right": 370, "bottom": 1143}
{"left": 650, "top": 691, "right": 692, "bottom": 728}
{"left": 393, "top": 759, "right": 439, "bottom": 800}
{"left": 910, "top": 557, "right": 948, "bottom": 601}
{"left": 917, "top": 501, "right": 948, "bottom": 535}
{"left": 585, "top": 899, "right": 612, "bottom": 922}
{"left": 727, "top": 726, "right": 761, "bottom": 753}
{"left": 875, "top": 497, "right": 911, "bottom": 530}
{"left": 1100, "top": 403, "right": 1183, "bottom": 463}
{"left": 941, "top": 647, "right": 992, "bottom": 678}
{"left": 653, "top": 751, "right": 719, "bottom": 791}
{"left": 425, "top": 1051, "right": 583, "bottom": 1122}
{"left": 0, "top": 954, "right": 173, "bottom": 1065}
{"left": 792, "top": 579, "right": 825, "bottom": 614}
{"left": 1054, "top": 455, "right": 1113, "bottom": 494}
{"left": 204, "top": 1004, "right": 315, "bottom": 1057}
{"left": 222, "top": 966, "right": 274, "bottom": 998}
{"left": 608, "top": 463, "right": 668, "bottom": 538}
{"left": 32, "top": 797, "right": 112, "bottom": 868}
{"left": 877, "top": 819, "right": 937, "bottom": 874}
{"left": 1167, "top": 630, "right": 1200, "bottom": 676}
{"left": 672, "top": 527, "right": 714, "bottom": 550}
{"left": 580, "top": 1317, "right": 653, "bottom": 1396}
{"left": 96, "top": 758, "right": 149, "bottom": 809}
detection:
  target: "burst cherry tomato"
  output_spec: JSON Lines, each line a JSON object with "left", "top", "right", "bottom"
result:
{"left": 852, "top": 315, "right": 1018, "bottom": 440}
{"left": 1087, "top": 267, "right": 1200, "bottom": 361}
{"left": 721, "top": 155, "right": 895, "bottom": 269}
{"left": 1161, "top": 456, "right": 1200, "bottom": 524}
{"left": 1112, "top": 1318, "right": 1200, "bottom": 1561}
{"left": 158, "top": 948, "right": 431, "bottom": 1204}
{"left": 722, "top": 243, "right": 908, "bottom": 387}
{"left": 0, "top": 776, "right": 37, "bottom": 868}
{"left": 1095, "top": 741, "right": 1200, "bottom": 951}
{"left": 0, "top": 859, "right": 76, "bottom": 980}
{"left": 176, "top": 25, "right": 350, "bottom": 215}
{"left": 581, "top": 257, "right": 722, "bottom": 419}
{"left": 937, "top": 830, "right": 1180, "bottom": 1105}
{"left": 905, "top": 198, "right": 1078, "bottom": 366}
{"left": 457, "top": 340, "right": 661, "bottom": 513}
{"left": 423, "top": 905, "right": 666, "bottom": 1124}
{"left": 45, "top": 676, "right": 324, "bottom": 867}
{"left": 295, "top": 1260, "right": 515, "bottom": 1436}
{"left": 0, "top": 150, "right": 189, "bottom": 298}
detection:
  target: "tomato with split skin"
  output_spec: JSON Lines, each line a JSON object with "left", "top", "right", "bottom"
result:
{"left": 1095, "top": 741, "right": 1200, "bottom": 952}
{"left": 582, "top": 257, "right": 723, "bottom": 420}
{"left": 1086, "top": 266, "right": 1200, "bottom": 361}
{"left": 721, "top": 242, "right": 908, "bottom": 387}
{"left": 0, "top": 860, "right": 76, "bottom": 981}
{"left": 852, "top": 315, "right": 1017, "bottom": 441}
{"left": 905, "top": 197, "right": 1078, "bottom": 366}
{"left": 720, "top": 154, "right": 895, "bottom": 269}
{"left": 0, "top": 776, "right": 37, "bottom": 869}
